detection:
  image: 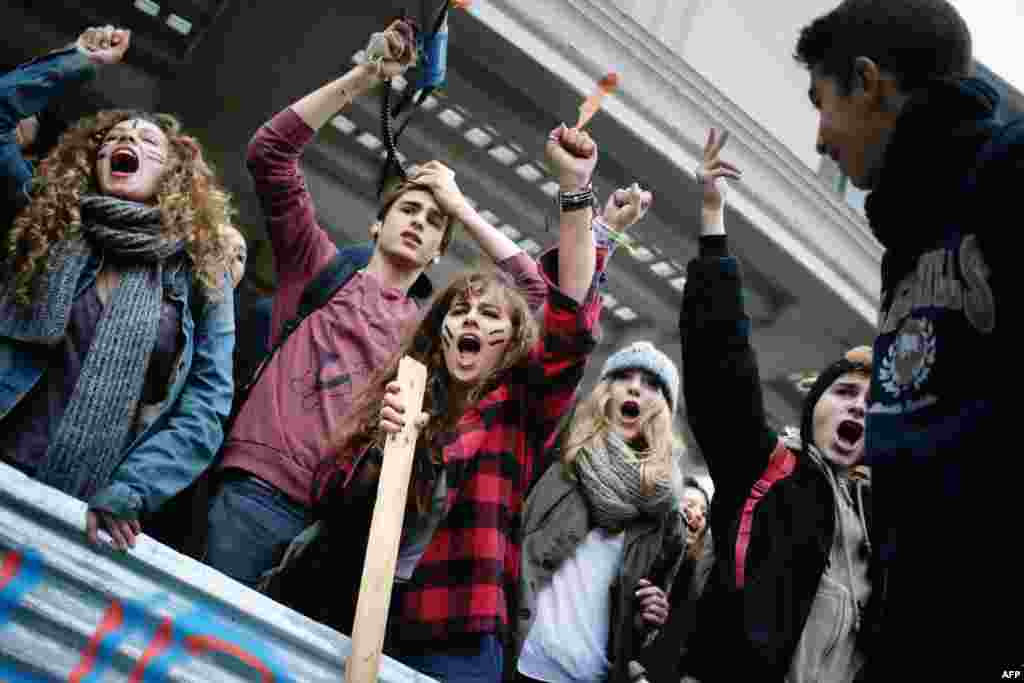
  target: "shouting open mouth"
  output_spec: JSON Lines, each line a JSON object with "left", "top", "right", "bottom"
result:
{"left": 109, "top": 147, "right": 140, "bottom": 175}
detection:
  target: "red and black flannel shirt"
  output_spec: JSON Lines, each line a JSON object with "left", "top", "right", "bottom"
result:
{"left": 331, "top": 250, "right": 602, "bottom": 643}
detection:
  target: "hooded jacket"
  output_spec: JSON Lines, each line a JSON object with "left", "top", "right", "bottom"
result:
{"left": 679, "top": 236, "right": 872, "bottom": 681}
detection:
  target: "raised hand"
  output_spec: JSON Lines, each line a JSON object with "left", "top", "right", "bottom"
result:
{"left": 545, "top": 124, "right": 598, "bottom": 191}
{"left": 602, "top": 182, "right": 653, "bottom": 232}
{"left": 362, "top": 18, "right": 418, "bottom": 81}
{"left": 697, "top": 128, "right": 742, "bottom": 213}
{"left": 77, "top": 25, "right": 131, "bottom": 66}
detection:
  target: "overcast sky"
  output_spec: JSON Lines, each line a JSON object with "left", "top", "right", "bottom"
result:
{"left": 950, "top": 0, "right": 1024, "bottom": 91}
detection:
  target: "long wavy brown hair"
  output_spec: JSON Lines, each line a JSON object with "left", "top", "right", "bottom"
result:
{"left": 561, "top": 375, "right": 684, "bottom": 496}
{"left": 320, "top": 269, "right": 539, "bottom": 509}
{"left": 5, "top": 109, "right": 233, "bottom": 305}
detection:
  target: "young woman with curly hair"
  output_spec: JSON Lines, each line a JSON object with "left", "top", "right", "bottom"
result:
{"left": 0, "top": 106, "right": 236, "bottom": 554}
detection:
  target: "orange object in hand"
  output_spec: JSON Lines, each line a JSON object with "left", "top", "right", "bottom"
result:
{"left": 597, "top": 72, "right": 620, "bottom": 92}
{"left": 575, "top": 71, "right": 620, "bottom": 130}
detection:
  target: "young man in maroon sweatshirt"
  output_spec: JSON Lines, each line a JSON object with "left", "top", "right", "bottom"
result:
{"left": 205, "top": 20, "right": 547, "bottom": 587}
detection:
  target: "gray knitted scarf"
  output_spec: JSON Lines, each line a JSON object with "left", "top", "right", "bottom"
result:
{"left": 0, "top": 195, "right": 184, "bottom": 502}
{"left": 576, "top": 431, "right": 679, "bottom": 530}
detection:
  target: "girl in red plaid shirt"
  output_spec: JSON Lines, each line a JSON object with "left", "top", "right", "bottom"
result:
{"left": 268, "top": 125, "right": 605, "bottom": 682}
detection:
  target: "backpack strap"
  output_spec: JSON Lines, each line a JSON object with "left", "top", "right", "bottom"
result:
{"left": 225, "top": 244, "right": 373, "bottom": 433}
{"left": 293, "top": 243, "right": 374, "bottom": 328}
{"left": 735, "top": 439, "right": 797, "bottom": 589}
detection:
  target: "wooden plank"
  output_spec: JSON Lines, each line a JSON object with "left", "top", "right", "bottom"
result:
{"left": 345, "top": 356, "right": 428, "bottom": 683}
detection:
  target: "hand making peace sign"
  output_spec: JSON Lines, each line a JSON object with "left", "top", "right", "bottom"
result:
{"left": 697, "top": 128, "right": 742, "bottom": 213}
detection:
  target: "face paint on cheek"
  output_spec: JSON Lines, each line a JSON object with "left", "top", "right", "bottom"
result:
{"left": 487, "top": 328, "right": 509, "bottom": 347}
{"left": 142, "top": 149, "right": 167, "bottom": 166}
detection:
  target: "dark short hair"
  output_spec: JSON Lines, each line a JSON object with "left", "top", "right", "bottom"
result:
{"left": 376, "top": 180, "right": 456, "bottom": 255}
{"left": 795, "top": 0, "right": 972, "bottom": 93}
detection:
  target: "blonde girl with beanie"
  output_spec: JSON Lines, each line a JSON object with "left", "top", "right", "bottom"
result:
{"left": 513, "top": 341, "right": 705, "bottom": 683}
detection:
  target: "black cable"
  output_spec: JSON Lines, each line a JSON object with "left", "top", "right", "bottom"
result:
{"left": 379, "top": 80, "right": 408, "bottom": 197}
{"left": 376, "top": 0, "right": 452, "bottom": 196}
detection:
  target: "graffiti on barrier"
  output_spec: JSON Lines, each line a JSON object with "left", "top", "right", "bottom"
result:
{"left": 0, "top": 547, "right": 295, "bottom": 682}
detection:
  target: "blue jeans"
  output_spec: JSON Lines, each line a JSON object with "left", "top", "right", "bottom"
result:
{"left": 391, "top": 634, "right": 504, "bottom": 683}
{"left": 204, "top": 471, "right": 309, "bottom": 587}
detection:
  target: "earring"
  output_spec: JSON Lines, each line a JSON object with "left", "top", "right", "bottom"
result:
{"left": 432, "top": 255, "right": 441, "bottom": 265}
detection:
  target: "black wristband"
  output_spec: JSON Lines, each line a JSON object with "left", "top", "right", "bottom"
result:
{"left": 559, "top": 183, "right": 595, "bottom": 212}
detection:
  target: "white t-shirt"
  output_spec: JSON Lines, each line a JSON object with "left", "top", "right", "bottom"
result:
{"left": 519, "top": 527, "right": 626, "bottom": 682}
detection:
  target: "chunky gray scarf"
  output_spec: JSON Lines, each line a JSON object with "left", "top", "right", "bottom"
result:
{"left": 576, "top": 431, "right": 680, "bottom": 530}
{"left": 0, "top": 195, "right": 184, "bottom": 503}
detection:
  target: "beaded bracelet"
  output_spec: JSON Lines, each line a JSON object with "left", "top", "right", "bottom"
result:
{"left": 593, "top": 215, "right": 636, "bottom": 255}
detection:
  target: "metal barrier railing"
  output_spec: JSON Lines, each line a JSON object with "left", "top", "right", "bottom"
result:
{"left": 0, "top": 462, "right": 433, "bottom": 682}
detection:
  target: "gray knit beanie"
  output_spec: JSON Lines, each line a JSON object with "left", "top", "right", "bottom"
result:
{"left": 600, "top": 341, "right": 681, "bottom": 414}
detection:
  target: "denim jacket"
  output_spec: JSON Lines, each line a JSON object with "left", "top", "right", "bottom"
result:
{"left": 0, "top": 252, "right": 236, "bottom": 519}
{"left": 0, "top": 47, "right": 95, "bottom": 232}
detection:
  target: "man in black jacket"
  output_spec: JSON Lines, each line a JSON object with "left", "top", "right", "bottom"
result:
{"left": 680, "top": 129, "right": 874, "bottom": 682}
{"left": 795, "top": 1, "right": 1018, "bottom": 675}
